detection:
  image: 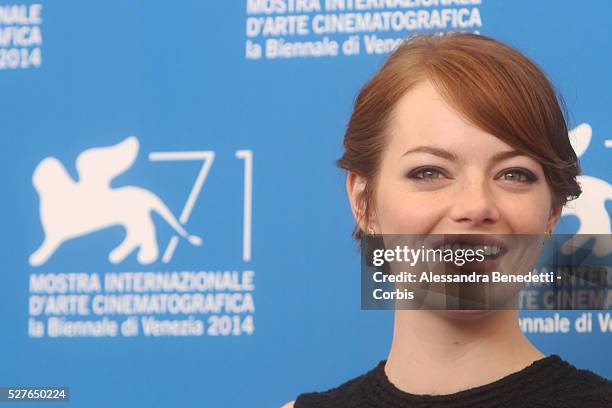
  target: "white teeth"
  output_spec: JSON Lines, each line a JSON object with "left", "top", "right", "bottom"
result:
{"left": 437, "top": 243, "right": 502, "bottom": 256}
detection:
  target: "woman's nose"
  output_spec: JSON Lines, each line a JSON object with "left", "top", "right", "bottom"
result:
{"left": 448, "top": 179, "right": 500, "bottom": 227}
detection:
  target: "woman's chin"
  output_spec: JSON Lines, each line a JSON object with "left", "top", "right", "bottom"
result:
{"left": 434, "top": 309, "right": 499, "bottom": 320}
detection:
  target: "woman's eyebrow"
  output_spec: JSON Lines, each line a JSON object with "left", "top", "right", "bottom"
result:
{"left": 401, "top": 146, "right": 526, "bottom": 162}
{"left": 490, "top": 149, "right": 526, "bottom": 161}
{"left": 401, "top": 146, "right": 457, "bottom": 161}
{"left": 402, "top": 146, "right": 457, "bottom": 161}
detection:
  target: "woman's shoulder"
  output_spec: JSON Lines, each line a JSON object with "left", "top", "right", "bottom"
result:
{"left": 282, "top": 356, "right": 612, "bottom": 408}
{"left": 547, "top": 357, "right": 612, "bottom": 407}
{"left": 285, "top": 361, "right": 383, "bottom": 408}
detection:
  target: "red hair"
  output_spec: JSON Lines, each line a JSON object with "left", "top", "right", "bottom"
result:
{"left": 337, "top": 32, "right": 581, "bottom": 240}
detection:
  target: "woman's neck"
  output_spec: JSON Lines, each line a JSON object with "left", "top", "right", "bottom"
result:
{"left": 384, "top": 310, "right": 545, "bottom": 395}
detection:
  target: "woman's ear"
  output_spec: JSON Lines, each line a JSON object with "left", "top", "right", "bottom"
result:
{"left": 346, "top": 172, "right": 368, "bottom": 231}
{"left": 545, "top": 204, "right": 563, "bottom": 234}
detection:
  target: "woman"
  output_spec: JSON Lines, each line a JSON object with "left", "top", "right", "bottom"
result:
{"left": 283, "top": 33, "right": 612, "bottom": 407}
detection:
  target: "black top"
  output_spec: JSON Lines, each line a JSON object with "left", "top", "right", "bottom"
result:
{"left": 295, "top": 355, "right": 612, "bottom": 407}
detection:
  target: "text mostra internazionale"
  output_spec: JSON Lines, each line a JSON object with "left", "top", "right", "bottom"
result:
{"left": 28, "top": 271, "right": 255, "bottom": 316}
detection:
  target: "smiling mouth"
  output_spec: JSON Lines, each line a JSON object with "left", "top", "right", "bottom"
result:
{"left": 431, "top": 235, "right": 509, "bottom": 272}
{"left": 433, "top": 234, "right": 508, "bottom": 259}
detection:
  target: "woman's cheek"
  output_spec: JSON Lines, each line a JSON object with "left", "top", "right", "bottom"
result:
{"left": 379, "top": 198, "right": 445, "bottom": 234}
{"left": 498, "top": 198, "right": 549, "bottom": 233}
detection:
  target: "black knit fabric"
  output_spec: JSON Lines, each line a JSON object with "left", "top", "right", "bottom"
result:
{"left": 295, "top": 355, "right": 612, "bottom": 407}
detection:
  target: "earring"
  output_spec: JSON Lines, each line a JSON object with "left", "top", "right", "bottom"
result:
{"left": 367, "top": 225, "right": 376, "bottom": 235}
{"left": 544, "top": 230, "right": 552, "bottom": 240}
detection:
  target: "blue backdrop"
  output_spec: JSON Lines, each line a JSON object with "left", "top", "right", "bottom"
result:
{"left": 0, "top": 1, "right": 610, "bottom": 407}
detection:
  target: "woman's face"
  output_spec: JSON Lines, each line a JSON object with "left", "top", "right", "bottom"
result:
{"left": 348, "top": 80, "right": 561, "bottom": 236}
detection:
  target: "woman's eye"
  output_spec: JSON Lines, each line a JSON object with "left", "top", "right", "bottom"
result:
{"left": 408, "top": 167, "right": 446, "bottom": 181}
{"left": 498, "top": 168, "right": 537, "bottom": 183}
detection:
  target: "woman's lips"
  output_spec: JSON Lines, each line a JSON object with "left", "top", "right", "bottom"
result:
{"left": 430, "top": 234, "right": 509, "bottom": 274}
{"left": 431, "top": 234, "right": 509, "bottom": 255}
{"left": 457, "top": 255, "right": 504, "bottom": 274}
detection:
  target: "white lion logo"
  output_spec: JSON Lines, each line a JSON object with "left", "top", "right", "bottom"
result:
{"left": 561, "top": 123, "right": 612, "bottom": 256}
{"left": 29, "top": 136, "right": 202, "bottom": 266}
